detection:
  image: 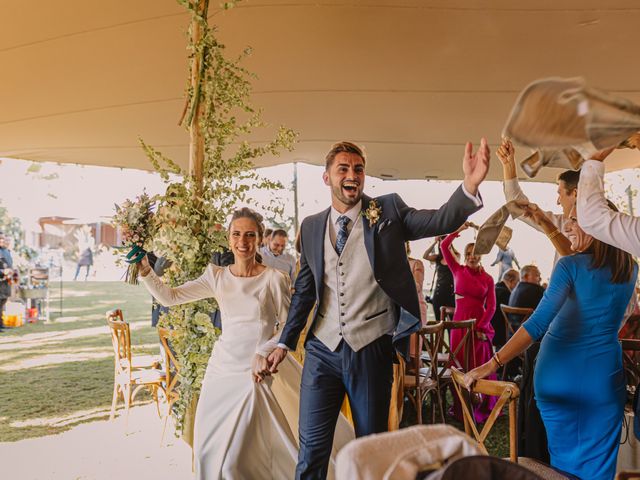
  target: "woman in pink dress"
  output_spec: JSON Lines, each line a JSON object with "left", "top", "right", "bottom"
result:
{"left": 441, "top": 222, "right": 497, "bottom": 422}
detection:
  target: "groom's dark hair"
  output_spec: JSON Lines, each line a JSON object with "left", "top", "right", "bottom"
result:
{"left": 325, "top": 141, "right": 366, "bottom": 170}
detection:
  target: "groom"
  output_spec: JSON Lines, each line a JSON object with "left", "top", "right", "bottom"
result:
{"left": 268, "top": 140, "right": 489, "bottom": 479}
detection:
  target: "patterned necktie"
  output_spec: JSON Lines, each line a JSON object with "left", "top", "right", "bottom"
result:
{"left": 335, "top": 215, "right": 351, "bottom": 255}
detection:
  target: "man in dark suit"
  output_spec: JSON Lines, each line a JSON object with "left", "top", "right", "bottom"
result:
{"left": 509, "top": 264, "right": 544, "bottom": 324}
{"left": 268, "top": 139, "right": 490, "bottom": 479}
{"left": 490, "top": 268, "right": 520, "bottom": 349}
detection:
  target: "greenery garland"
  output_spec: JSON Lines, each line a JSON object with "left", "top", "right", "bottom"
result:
{"left": 140, "top": 0, "right": 296, "bottom": 436}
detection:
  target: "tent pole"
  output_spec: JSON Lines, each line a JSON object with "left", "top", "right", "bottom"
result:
{"left": 188, "top": 0, "right": 208, "bottom": 196}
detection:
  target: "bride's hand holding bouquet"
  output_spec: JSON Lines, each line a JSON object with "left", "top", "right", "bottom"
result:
{"left": 112, "top": 192, "right": 157, "bottom": 284}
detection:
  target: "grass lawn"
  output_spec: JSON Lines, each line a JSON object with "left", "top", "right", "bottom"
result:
{"left": 0, "top": 281, "right": 158, "bottom": 442}
{"left": 0, "top": 281, "right": 511, "bottom": 458}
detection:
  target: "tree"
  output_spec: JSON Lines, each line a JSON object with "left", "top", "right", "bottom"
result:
{"left": 0, "top": 202, "right": 37, "bottom": 263}
{"left": 139, "top": 0, "right": 296, "bottom": 437}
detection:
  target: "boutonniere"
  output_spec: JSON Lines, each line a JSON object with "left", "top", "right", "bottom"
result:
{"left": 363, "top": 199, "right": 383, "bottom": 227}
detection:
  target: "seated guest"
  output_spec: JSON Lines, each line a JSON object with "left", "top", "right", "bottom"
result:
{"left": 465, "top": 205, "right": 637, "bottom": 480}
{"left": 508, "top": 264, "right": 545, "bottom": 330}
{"left": 490, "top": 269, "right": 520, "bottom": 349}
{"left": 260, "top": 229, "right": 297, "bottom": 282}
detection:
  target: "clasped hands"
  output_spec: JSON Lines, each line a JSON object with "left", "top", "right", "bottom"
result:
{"left": 252, "top": 348, "right": 288, "bottom": 383}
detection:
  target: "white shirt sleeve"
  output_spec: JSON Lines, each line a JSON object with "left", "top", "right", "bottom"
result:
{"left": 503, "top": 177, "right": 562, "bottom": 233}
{"left": 577, "top": 160, "right": 640, "bottom": 257}
{"left": 460, "top": 183, "right": 483, "bottom": 207}
{"left": 140, "top": 264, "right": 218, "bottom": 306}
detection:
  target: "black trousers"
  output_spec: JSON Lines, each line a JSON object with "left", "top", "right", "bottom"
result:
{"left": 296, "top": 334, "right": 394, "bottom": 480}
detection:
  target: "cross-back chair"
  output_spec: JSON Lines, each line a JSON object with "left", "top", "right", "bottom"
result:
{"left": 439, "top": 307, "right": 477, "bottom": 371}
{"left": 450, "top": 368, "right": 568, "bottom": 479}
{"left": 435, "top": 307, "right": 476, "bottom": 422}
{"left": 106, "top": 310, "right": 165, "bottom": 426}
{"left": 499, "top": 305, "right": 533, "bottom": 379}
{"left": 500, "top": 305, "right": 534, "bottom": 342}
{"left": 404, "top": 321, "right": 444, "bottom": 424}
{"left": 158, "top": 327, "right": 180, "bottom": 444}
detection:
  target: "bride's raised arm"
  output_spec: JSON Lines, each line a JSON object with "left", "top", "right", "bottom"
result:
{"left": 256, "top": 270, "right": 292, "bottom": 358}
{"left": 139, "top": 255, "right": 219, "bottom": 307}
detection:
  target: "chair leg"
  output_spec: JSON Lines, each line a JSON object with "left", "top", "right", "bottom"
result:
{"left": 124, "top": 384, "right": 132, "bottom": 431}
{"left": 161, "top": 402, "right": 173, "bottom": 447}
{"left": 152, "top": 385, "right": 162, "bottom": 418}
{"left": 110, "top": 382, "right": 120, "bottom": 420}
{"left": 436, "top": 387, "right": 445, "bottom": 423}
{"left": 416, "top": 388, "right": 423, "bottom": 424}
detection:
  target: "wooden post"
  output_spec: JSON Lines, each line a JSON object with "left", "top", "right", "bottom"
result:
{"left": 188, "top": 0, "right": 208, "bottom": 196}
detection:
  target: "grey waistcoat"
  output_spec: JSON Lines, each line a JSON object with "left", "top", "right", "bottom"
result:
{"left": 313, "top": 216, "right": 395, "bottom": 351}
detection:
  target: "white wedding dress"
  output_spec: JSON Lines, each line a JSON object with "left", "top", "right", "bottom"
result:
{"left": 141, "top": 265, "right": 354, "bottom": 480}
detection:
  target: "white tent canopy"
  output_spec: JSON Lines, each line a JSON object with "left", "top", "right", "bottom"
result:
{"left": 2, "top": 0, "right": 640, "bottom": 182}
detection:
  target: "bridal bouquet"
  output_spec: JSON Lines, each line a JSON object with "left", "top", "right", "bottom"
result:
{"left": 112, "top": 192, "right": 157, "bottom": 284}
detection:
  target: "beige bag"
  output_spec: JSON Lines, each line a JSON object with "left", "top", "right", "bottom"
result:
{"left": 335, "top": 424, "right": 482, "bottom": 480}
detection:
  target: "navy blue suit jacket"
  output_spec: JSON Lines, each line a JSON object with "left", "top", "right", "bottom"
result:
{"left": 279, "top": 185, "right": 481, "bottom": 358}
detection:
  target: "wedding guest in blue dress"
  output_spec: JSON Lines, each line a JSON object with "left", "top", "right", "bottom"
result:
{"left": 464, "top": 204, "right": 637, "bottom": 480}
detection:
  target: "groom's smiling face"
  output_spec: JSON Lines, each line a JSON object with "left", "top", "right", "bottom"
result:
{"left": 323, "top": 152, "right": 365, "bottom": 211}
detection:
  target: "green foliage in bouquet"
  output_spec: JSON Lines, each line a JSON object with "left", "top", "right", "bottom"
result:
{"left": 112, "top": 192, "right": 157, "bottom": 284}
{"left": 139, "top": 0, "right": 296, "bottom": 436}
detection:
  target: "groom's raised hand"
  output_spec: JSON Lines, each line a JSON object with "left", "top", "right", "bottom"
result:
{"left": 267, "top": 347, "right": 288, "bottom": 373}
{"left": 462, "top": 137, "right": 490, "bottom": 196}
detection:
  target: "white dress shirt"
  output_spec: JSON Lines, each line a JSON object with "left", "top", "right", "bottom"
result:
{"left": 577, "top": 159, "right": 640, "bottom": 257}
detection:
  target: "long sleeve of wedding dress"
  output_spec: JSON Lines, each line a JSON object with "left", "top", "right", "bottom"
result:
{"left": 140, "top": 264, "right": 219, "bottom": 306}
{"left": 256, "top": 270, "right": 291, "bottom": 357}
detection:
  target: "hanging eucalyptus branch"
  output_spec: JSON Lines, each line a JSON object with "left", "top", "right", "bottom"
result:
{"left": 139, "top": 0, "right": 297, "bottom": 435}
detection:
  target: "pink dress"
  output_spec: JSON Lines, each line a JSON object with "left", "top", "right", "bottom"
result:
{"left": 441, "top": 232, "right": 497, "bottom": 423}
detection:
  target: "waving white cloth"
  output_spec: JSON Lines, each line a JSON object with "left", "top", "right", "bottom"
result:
{"left": 503, "top": 77, "right": 640, "bottom": 177}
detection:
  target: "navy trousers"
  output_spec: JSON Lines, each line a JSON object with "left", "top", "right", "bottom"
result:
{"left": 296, "top": 334, "right": 394, "bottom": 480}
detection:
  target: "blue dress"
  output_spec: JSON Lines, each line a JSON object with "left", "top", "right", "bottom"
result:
{"left": 522, "top": 254, "right": 637, "bottom": 480}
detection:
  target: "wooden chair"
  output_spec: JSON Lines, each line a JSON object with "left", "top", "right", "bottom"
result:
{"left": 439, "top": 306, "right": 477, "bottom": 371}
{"left": 404, "top": 321, "right": 444, "bottom": 424}
{"left": 106, "top": 309, "right": 160, "bottom": 369}
{"left": 450, "top": 368, "right": 567, "bottom": 479}
{"left": 499, "top": 305, "right": 533, "bottom": 379}
{"left": 107, "top": 311, "right": 165, "bottom": 425}
{"left": 158, "top": 327, "right": 180, "bottom": 444}
{"left": 500, "top": 305, "right": 534, "bottom": 343}
{"left": 616, "top": 473, "right": 640, "bottom": 479}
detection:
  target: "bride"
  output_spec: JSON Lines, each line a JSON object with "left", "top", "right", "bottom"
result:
{"left": 139, "top": 207, "right": 353, "bottom": 479}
